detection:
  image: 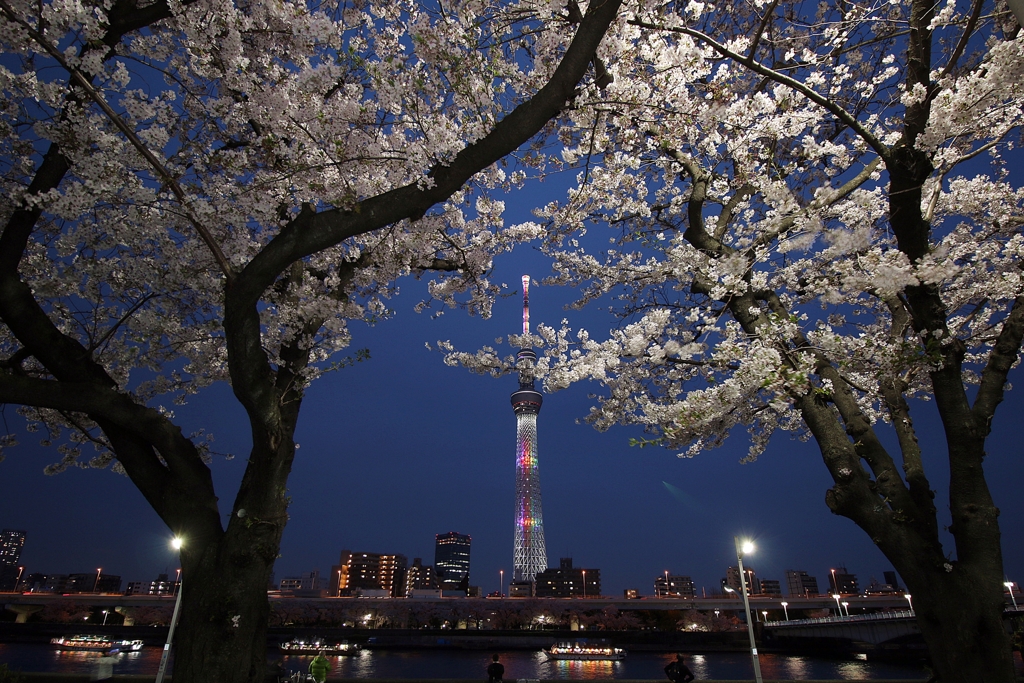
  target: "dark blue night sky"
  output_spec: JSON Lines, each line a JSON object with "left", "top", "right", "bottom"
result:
{"left": 2, "top": 240, "right": 1022, "bottom": 598}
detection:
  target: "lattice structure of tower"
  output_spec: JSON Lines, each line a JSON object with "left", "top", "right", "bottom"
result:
{"left": 510, "top": 275, "right": 548, "bottom": 583}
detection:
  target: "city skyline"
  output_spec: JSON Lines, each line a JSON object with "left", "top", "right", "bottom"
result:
{"left": 1, "top": 249, "right": 1022, "bottom": 599}
{"left": 0, "top": 518, "right": 1000, "bottom": 599}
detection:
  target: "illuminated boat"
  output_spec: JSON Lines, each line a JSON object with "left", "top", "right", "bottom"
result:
{"left": 279, "top": 639, "right": 361, "bottom": 655}
{"left": 545, "top": 641, "right": 626, "bottom": 661}
{"left": 51, "top": 635, "right": 144, "bottom": 652}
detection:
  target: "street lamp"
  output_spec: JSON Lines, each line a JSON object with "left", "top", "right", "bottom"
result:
{"left": 582, "top": 569, "right": 587, "bottom": 599}
{"left": 832, "top": 593, "right": 842, "bottom": 617}
{"left": 94, "top": 568, "right": 102, "bottom": 593}
{"left": 830, "top": 568, "right": 837, "bottom": 594}
{"left": 780, "top": 601, "right": 789, "bottom": 621}
{"left": 15, "top": 566, "right": 24, "bottom": 591}
{"left": 337, "top": 569, "right": 342, "bottom": 598}
{"left": 762, "top": 610, "right": 768, "bottom": 623}
{"left": 156, "top": 537, "right": 184, "bottom": 683}
{"left": 841, "top": 601, "right": 849, "bottom": 617}
{"left": 734, "top": 537, "right": 763, "bottom": 683}
{"left": 1006, "top": 581, "right": 1019, "bottom": 610}
{"left": 904, "top": 593, "right": 913, "bottom": 614}
{"left": 499, "top": 570, "right": 504, "bottom": 598}
{"left": 102, "top": 610, "right": 109, "bottom": 626}
{"left": 664, "top": 570, "right": 669, "bottom": 597}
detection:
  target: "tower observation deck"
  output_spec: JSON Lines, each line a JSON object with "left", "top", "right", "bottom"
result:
{"left": 511, "top": 275, "right": 548, "bottom": 583}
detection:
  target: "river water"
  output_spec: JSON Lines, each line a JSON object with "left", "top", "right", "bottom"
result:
{"left": 0, "top": 643, "right": 946, "bottom": 679}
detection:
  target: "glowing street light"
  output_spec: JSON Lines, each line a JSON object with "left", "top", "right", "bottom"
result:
{"left": 94, "top": 568, "right": 102, "bottom": 593}
{"left": 500, "top": 569, "right": 504, "bottom": 598}
{"left": 582, "top": 569, "right": 587, "bottom": 599}
{"left": 337, "top": 569, "right": 342, "bottom": 598}
{"left": 664, "top": 570, "right": 669, "bottom": 597}
{"left": 734, "top": 537, "right": 763, "bottom": 683}
{"left": 904, "top": 593, "right": 913, "bottom": 614}
{"left": 841, "top": 601, "right": 850, "bottom": 617}
{"left": 1006, "top": 581, "right": 1019, "bottom": 610}
{"left": 832, "top": 593, "right": 842, "bottom": 616}
{"left": 102, "top": 610, "right": 109, "bottom": 626}
{"left": 156, "top": 536, "right": 184, "bottom": 683}
{"left": 780, "top": 601, "right": 789, "bottom": 621}
{"left": 762, "top": 610, "right": 768, "bottom": 622}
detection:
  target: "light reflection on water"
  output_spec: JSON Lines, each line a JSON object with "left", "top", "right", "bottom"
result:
{"left": 0, "top": 642, "right": 934, "bottom": 680}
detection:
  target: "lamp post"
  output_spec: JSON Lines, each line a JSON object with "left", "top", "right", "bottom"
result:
{"left": 1006, "top": 581, "right": 1018, "bottom": 610}
{"left": 780, "top": 601, "right": 789, "bottom": 621}
{"left": 830, "top": 568, "right": 837, "bottom": 594}
{"left": 904, "top": 593, "right": 913, "bottom": 614}
{"left": 337, "top": 569, "right": 342, "bottom": 598}
{"left": 156, "top": 537, "right": 184, "bottom": 683}
{"left": 664, "top": 570, "right": 669, "bottom": 597}
{"left": 582, "top": 569, "right": 587, "bottom": 599}
{"left": 15, "top": 566, "right": 24, "bottom": 591}
{"left": 762, "top": 610, "right": 768, "bottom": 623}
{"left": 841, "top": 601, "right": 849, "bottom": 617}
{"left": 102, "top": 610, "right": 109, "bottom": 626}
{"left": 500, "top": 570, "right": 504, "bottom": 598}
{"left": 832, "top": 593, "right": 842, "bottom": 616}
{"left": 94, "top": 568, "right": 102, "bottom": 593}
{"left": 734, "top": 537, "right": 763, "bottom": 683}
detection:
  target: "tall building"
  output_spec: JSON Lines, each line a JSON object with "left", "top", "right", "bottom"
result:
{"left": 434, "top": 532, "right": 471, "bottom": 591}
{"left": 511, "top": 275, "right": 548, "bottom": 583}
{"left": 331, "top": 551, "right": 407, "bottom": 597}
{"left": 760, "top": 579, "right": 782, "bottom": 596}
{"left": 785, "top": 570, "right": 819, "bottom": 597}
{"left": 404, "top": 558, "right": 440, "bottom": 595}
{"left": 379, "top": 554, "right": 408, "bottom": 597}
{"left": 724, "top": 565, "right": 760, "bottom": 594}
{"left": 655, "top": 574, "right": 695, "bottom": 598}
{"left": 829, "top": 566, "right": 859, "bottom": 595}
{"left": 0, "top": 529, "right": 26, "bottom": 592}
{"left": 535, "top": 558, "right": 600, "bottom": 598}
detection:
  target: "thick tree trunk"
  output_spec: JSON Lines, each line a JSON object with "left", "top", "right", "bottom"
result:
{"left": 901, "top": 567, "right": 1013, "bottom": 683}
{"left": 173, "top": 510, "right": 284, "bottom": 683}
{"left": 165, "top": 416, "right": 294, "bottom": 683}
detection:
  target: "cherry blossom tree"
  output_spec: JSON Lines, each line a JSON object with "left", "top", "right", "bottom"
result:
{"left": 445, "top": 0, "right": 1024, "bottom": 679}
{"left": 0, "top": 0, "right": 622, "bottom": 679}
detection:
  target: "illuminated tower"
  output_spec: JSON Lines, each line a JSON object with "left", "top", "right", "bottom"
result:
{"left": 511, "top": 275, "right": 548, "bottom": 583}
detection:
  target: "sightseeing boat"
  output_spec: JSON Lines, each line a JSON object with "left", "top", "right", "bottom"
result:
{"left": 51, "top": 635, "right": 144, "bottom": 652}
{"left": 544, "top": 641, "right": 626, "bottom": 661}
{"left": 279, "top": 639, "right": 361, "bottom": 655}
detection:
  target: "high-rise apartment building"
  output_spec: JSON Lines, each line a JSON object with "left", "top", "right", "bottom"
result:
{"left": 724, "top": 565, "right": 760, "bottom": 594}
{"left": 534, "top": 558, "right": 600, "bottom": 598}
{"left": 785, "top": 570, "right": 820, "bottom": 597}
{"left": 760, "top": 579, "right": 782, "bottom": 596}
{"left": 0, "top": 529, "right": 26, "bottom": 592}
{"left": 404, "top": 558, "right": 440, "bottom": 595}
{"left": 655, "top": 574, "right": 695, "bottom": 598}
{"left": 434, "top": 532, "right": 471, "bottom": 591}
{"left": 331, "top": 551, "right": 407, "bottom": 597}
{"left": 829, "top": 566, "right": 859, "bottom": 595}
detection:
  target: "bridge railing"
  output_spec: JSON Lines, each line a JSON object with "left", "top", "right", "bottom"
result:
{"left": 765, "top": 609, "right": 915, "bottom": 628}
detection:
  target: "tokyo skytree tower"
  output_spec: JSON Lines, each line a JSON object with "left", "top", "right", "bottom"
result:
{"left": 510, "top": 275, "right": 548, "bottom": 583}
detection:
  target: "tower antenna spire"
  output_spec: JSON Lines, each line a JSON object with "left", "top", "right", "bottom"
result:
{"left": 522, "top": 275, "right": 530, "bottom": 336}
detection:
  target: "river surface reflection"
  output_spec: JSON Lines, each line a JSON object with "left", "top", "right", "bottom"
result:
{"left": 0, "top": 642, "right": 947, "bottom": 679}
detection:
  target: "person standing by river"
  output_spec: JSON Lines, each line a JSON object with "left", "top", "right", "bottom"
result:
{"left": 487, "top": 654, "right": 504, "bottom": 683}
